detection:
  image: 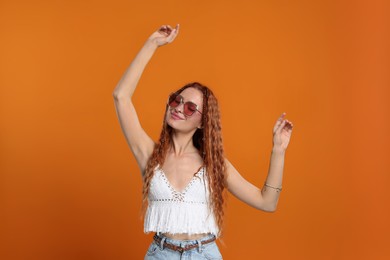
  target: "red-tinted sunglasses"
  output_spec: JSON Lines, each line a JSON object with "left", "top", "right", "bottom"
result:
{"left": 167, "top": 92, "right": 202, "bottom": 117}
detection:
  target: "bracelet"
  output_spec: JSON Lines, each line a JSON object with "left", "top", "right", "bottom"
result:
{"left": 264, "top": 182, "right": 282, "bottom": 192}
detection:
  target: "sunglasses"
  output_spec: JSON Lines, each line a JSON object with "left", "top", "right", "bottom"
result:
{"left": 167, "top": 92, "right": 202, "bottom": 117}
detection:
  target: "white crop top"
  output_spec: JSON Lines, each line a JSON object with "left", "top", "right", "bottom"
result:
{"left": 144, "top": 164, "right": 219, "bottom": 237}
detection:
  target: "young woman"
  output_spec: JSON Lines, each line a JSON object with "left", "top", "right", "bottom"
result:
{"left": 113, "top": 24, "right": 294, "bottom": 260}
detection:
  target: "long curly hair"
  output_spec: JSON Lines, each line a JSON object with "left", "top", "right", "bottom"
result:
{"left": 141, "top": 81, "right": 227, "bottom": 237}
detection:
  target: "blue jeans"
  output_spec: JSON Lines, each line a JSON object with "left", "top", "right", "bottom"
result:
{"left": 144, "top": 233, "right": 223, "bottom": 260}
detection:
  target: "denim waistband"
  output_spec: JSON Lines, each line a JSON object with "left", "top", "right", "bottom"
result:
{"left": 154, "top": 232, "right": 216, "bottom": 247}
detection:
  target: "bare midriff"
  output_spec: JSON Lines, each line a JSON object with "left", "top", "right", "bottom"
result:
{"left": 161, "top": 232, "right": 212, "bottom": 240}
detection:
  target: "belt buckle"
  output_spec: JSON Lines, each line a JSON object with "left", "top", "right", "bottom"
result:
{"left": 177, "top": 246, "right": 184, "bottom": 253}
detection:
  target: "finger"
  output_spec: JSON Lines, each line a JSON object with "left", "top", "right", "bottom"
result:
{"left": 273, "top": 121, "right": 282, "bottom": 132}
{"left": 158, "top": 25, "right": 168, "bottom": 34}
{"left": 275, "top": 117, "right": 283, "bottom": 126}
{"left": 163, "top": 25, "right": 171, "bottom": 33}
{"left": 172, "top": 28, "right": 179, "bottom": 40}
{"left": 274, "top": 120, "right": 284, "bottom": 134}
{"left": 276, "top": 119, "right": 287, "bottom": 134}
{"left": 285, "top": 119, "right": 293, "bottom": 128}
{"left": 166, "top": 25, "right": 173, "bottom": 34}
{"left": 289, "top": 123, "right": 294, "bottom": 132}
{"left": 284, "top": 120, "right": 294, "bottom": 133}
{"left": 175, "top": 24, "right": 180, "bottom": 34}
{"left": 169, "top": 32, "right": 178, "bottom": 42}
{"left": 166, "top": 32, "right": 175, "bottom": 42}
{"left": 278, "top": 112, "right": 286, "bottom": 121}
{"left": 274, "top": 113, "right": 285, "bottom": 129}
{"left": 167, "top": 28, "right": 178, "bottom": 42}
{"left": 285, "top": 123, "right": 293, "bottom": 134}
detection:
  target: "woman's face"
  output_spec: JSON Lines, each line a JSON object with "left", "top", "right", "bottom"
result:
{"left": 166, "top": 87, "right": 203, "bottom": 133}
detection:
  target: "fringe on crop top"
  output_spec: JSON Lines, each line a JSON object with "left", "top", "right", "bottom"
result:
{"left": 144, "top": 164, "right": 219, "bottom": 237}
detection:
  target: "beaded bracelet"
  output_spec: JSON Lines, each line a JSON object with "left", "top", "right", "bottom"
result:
{"left": 264, "top": 182, "right": 282, "bottom": 192}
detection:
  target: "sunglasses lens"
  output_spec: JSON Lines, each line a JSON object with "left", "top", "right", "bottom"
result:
{"left": 184, "top": 103, "right": 197, "bottom": 116}
{"left": 168, "top": 93, "right": 181, "bottom": 107}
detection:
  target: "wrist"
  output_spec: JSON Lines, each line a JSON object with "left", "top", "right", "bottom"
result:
{"left": 145, "top": 38, "right": 159, "bottom": 49}
{"left": 272, "top": 146, "right": 286, "bottom": 155}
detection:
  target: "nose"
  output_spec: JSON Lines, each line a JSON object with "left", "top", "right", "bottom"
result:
{"left": 175, "top": 102, "right": 184, "bottom": 113}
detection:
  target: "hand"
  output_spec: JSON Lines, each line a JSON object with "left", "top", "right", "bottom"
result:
{"left": 148, "top": 24, "right": 180, "bottom": 47}
{"left": 272, "top": 112, "right": 294, "bottom": 151}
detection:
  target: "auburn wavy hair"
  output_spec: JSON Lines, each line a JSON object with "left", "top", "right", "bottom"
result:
{"left": 141, "top": 81, "right": 227, "bottom": 237}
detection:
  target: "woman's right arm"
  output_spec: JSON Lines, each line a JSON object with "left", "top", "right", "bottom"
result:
{"left": 112, "top": 24, "right": 180, "bottom": 175}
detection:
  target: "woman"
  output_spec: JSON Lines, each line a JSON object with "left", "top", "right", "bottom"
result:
{"left": 113, "top": 24, "right": 294, "bottom": 260}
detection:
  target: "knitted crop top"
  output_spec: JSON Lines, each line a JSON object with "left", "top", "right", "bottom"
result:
{"left": 144, "top": 164, "right": 219, "bottom": 237}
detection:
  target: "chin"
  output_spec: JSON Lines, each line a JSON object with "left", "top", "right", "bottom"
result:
{"left": 166, "top": 117, "right": 181, "bottom": 129}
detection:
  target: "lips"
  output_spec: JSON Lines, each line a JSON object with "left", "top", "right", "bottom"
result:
{"left": 171, "top": 112, "right": 183, "bottom": 120}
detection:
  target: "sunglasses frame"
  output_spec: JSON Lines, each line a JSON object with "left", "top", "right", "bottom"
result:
{"left": 167, "top": 92, "right": 203, "bottom": 117}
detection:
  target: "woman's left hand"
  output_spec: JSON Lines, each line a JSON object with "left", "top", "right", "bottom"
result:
{"left": 272, "top": 112, "right": 294, "bottom": 151}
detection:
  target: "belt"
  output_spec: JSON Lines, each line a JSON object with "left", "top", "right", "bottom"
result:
{"left": 153, "top": 233, "right": 216, "bottom": 253}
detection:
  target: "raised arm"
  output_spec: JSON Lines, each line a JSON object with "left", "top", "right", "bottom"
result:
{"left": 226, "top": 113, "right": 294, "bottom": 212}
{"left": 112, "top": 24, "right": 180, "bottom": 175}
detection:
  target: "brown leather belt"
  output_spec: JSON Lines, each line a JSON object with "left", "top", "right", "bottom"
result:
{"left": 153, "top": 233, "right": 216, "bottom": 253}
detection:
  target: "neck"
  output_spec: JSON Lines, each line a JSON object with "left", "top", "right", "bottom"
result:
{"left": 170, "top": 130, "right": 197, "bottom": 157}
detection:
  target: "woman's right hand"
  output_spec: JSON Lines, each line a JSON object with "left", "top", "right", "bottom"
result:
{"left": 148, "top": 24, "right": 180, "bottom": 47}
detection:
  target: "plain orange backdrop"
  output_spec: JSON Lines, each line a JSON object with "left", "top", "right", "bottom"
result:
{"left": 1, "top": 0, "right": 389, "bottom": 259}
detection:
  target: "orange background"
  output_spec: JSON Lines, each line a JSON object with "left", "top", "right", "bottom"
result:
{"left": 1, "top": 0, "right": 389, "bottom": 259}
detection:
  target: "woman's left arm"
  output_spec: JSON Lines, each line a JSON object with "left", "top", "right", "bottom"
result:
{"left": 263, "top": 112, "right": 294, "bottom": 210}
{"left": 226, "top": 112, "right": 294, "bottom": 212}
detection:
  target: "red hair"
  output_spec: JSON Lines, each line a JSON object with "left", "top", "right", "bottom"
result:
{"left": 141, "top": 82, "right": 227, "bottom": 237}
